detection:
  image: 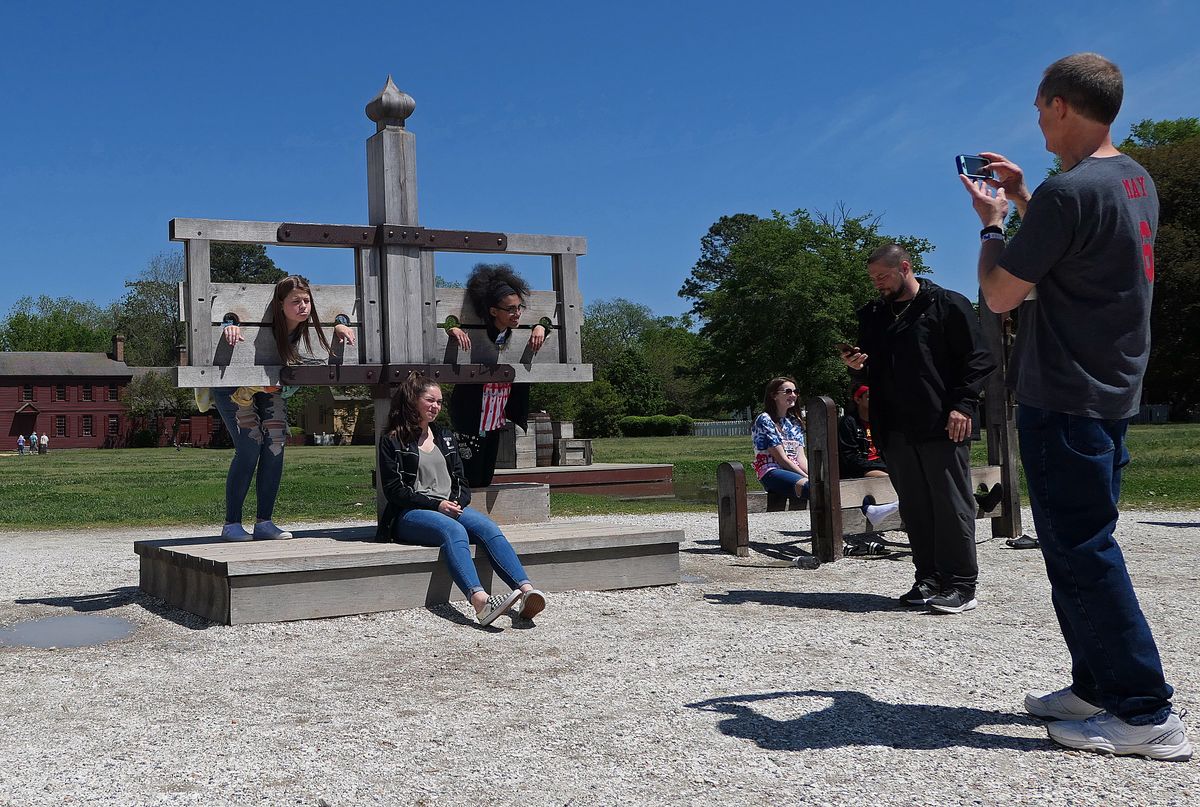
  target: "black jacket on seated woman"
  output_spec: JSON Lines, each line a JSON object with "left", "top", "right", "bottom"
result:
{"left": 375, "top": 426, "right": 471, "bottom": 541}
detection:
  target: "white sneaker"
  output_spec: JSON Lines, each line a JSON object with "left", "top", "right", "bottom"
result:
{"left": 518, "top": 589, "right": 547, "bottom": 620}
{"left": 253, "top": 520, "right": 294, "bottom": 540}
{"left": 221, "top": 523, "right": 252, "bottom": 542}
{"left": 1047, "top": 710, "right": 1193, "bottom": 761}
{"left": 1025, "top": 686, "right": 1103, "bottom": 721}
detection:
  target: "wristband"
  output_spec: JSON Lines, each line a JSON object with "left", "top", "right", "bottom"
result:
{"left": 980, "top": 225, "right": 1004, "bottom": 237}
{"left": 981, "top": 232, "right": 1006, "bottom": 242}
{"left": 443, "top": 315, "right": 461, "bottom": 332}
{"left": 333, "top": 314, "right": 351, "bottom": 326}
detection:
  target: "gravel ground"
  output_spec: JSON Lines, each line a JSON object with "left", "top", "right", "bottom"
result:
{"left": 0, "top": 508, "right": 1197, "bottom": 806}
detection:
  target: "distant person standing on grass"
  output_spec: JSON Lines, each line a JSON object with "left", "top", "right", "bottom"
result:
{"left": 29, "top": 431, "right": 38, "bottom": 456}
{"left": 16, "top": 435, "right": 26, "bottom": 456}
{"left": 39, "top": 433, "right": 48, "bottom": 454}
{"left": 962, "top": 52, "right": 1191, "bottom": 761}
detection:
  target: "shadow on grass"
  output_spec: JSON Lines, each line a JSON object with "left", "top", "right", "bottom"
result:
{"left": 15, "top": 586, "right": 213, "bottom": 630}
{"left": 704, "top": 589, "right": 903, "bottom": 613}
{"left": 685, "top": 689, "right": 1049, "bottom": 752}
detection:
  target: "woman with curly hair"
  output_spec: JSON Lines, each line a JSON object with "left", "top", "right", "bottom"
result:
{"left": 445, "top": 262, "right": 550, "bottom": 487}
{"left": 376, "top": 373, "right": 547, "bottom": 627}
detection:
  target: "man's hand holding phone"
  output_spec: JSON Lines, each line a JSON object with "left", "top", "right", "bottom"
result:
{"left": 837, "top": 342, "right": 867, "bottom": 371}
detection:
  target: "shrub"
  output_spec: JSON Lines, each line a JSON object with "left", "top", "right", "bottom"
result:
{"left": 618, "top": 414, "right": 694, "bottom": 437}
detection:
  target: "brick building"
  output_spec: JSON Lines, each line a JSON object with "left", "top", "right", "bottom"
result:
{"left": 1, "top": 337, "right": 213, "bottom": 450}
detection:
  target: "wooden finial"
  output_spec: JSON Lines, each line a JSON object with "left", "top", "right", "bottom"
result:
{"left": 365, "top": 75, "right": 415, "bottom": 131}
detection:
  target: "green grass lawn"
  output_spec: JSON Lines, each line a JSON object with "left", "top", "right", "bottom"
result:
{"left": 1, "top": 424, "right": 1197, "bottom": 528}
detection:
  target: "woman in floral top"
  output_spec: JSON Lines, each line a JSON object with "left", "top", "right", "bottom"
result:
{"left": 751, "top": 376, "right": 809, "bottom": 501}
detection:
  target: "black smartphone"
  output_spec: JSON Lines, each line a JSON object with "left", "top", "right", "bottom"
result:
{"left": 956, "top": 154, "right": 994, "bottom": 181}
{"left": 835, "top": 342, "right": 855, "bottom": 355}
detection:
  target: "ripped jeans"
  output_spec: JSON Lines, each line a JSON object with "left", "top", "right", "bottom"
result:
{"left": 212, "top": 387, "right": 289, "bottom": 524}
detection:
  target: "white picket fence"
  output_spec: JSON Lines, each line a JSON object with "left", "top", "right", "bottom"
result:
{"left": 692, "top": 420, "right": 752, "bottom": 437}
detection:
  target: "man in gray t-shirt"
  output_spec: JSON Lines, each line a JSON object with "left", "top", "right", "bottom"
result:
{"left": 961, "top": 52, "right": 1190, "bottom": 761}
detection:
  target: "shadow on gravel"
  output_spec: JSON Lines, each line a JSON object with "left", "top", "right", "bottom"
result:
{"left": 1137, "top": 521, "right": 1200, "bottom": 529}
{"left": 704, "top": 590, "right": 901, "bottom": 612}
{"left": 15, "top": 586, "right": 214, "bottom": 630}
{"left": 686, "top": 690, "right": 1049, "bottom": 752}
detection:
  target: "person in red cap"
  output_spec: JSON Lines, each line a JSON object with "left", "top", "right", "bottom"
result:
{"left": 838, "top": 385, "right": 888, "bottom": 479}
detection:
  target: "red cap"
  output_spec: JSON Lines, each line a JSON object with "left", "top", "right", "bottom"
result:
{"left": 852, "top": 385, "right": 870, "bottom": 402}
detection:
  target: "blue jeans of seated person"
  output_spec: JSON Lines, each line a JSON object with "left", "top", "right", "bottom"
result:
{"left": 212, "top": 387, "right": 288, "bottom": 525}
{"left": 395, "top": 506, "right": 531, "bottom": 599}
{"left": 760, "top": 469, "right": 808, "bottom": 501}
{"left": 1017, "top": 404, "right": 1173, "bottom": 724}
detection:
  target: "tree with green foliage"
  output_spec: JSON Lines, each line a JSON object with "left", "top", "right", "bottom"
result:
{"left": 117, "top": 251, "right": 186, "bottom": 367}
{"left": 574, "top": 377, "right": 626, "bottom": 438}
{"left": 210, "top": 243, "right": 285, "bottom": 284}
{"left": 124, "top": 369, "right": 195, "bottom": 445}
{"left": 0, "top": 295, "right": 119, "bottom": 353}
{"left": 1122, "top": 121, "right": 1200, "bottom": 418}
{"left": 679, "top": 208, "right": 932, "bottom": 409}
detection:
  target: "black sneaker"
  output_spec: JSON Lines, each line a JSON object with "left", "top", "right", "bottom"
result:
{"left": 928, "top": 590, "right": 978, "bottom": 614}
{"left": 898, "top": 582, "right": 938, "bottom": 606}
{"left": 974, "top": 483, "right": 1003, "bottom": 513}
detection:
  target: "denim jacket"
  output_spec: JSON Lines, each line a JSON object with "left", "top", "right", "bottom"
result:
{"left": 375, "top": 425, "right": 473, "bottom": 541}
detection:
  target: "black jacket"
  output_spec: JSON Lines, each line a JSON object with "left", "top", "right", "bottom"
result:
{"left": 856, "top": 278, "right": 996, "bottom": 443}
{"left": 838, "top": 411, "right": 888, "bottom": 478}
{"left": 375, "top": 425, "right": 473, "bottom": 541}
{"left": 448, "top": 324, "right": 531, "bottom": 434}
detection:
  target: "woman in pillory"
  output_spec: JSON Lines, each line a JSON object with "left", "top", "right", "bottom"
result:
{"left": 377, "top": 373, "right": 547, "bottom": 627}
{"left": 210, "top": 275, "right": 355, "bottom": 541}
{"left": 444, "top": 263, "right": 552, "bottom": 488}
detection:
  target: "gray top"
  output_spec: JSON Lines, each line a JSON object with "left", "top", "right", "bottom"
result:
{"left": 414, "top": 445, "right": 453, "bottom": 501}
{"left": 999, "top": 155, "right": 1157, "bottom": 419}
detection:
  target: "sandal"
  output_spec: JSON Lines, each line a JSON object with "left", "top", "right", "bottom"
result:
{"left": 1006, "top": 534, "right": 1040, "bottom": 550}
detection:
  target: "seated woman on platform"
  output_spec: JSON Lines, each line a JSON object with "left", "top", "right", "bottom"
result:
{"left": 209, "top": 275, "right": 355, "bottom": 542}
{"left": 751, "top": 377, "right": 809, "bottom": 502}
{"left": 376, "top": 373, "right": 547, "bottom": 628}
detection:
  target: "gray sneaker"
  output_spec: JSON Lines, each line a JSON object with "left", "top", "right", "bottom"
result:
{"left": 253, "top": 520, "right": 294, "bottom": 540}
{"left": 1047, "top": 710, "right": 1193, "bottom": 761}
{"left": 221, "top": 523, "right": 253, "bottom": 542}
{"left": 1025, "top": 686, "right": 1103, "bottom": 721}
{"left": 476, "top": 590, "right": 522, "bottom": 626}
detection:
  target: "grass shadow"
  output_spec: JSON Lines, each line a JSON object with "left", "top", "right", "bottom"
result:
{"left": 685, "top": 689, "right": 1049, "bottom": 752}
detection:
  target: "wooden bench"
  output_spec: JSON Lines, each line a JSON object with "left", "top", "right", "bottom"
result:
{"left": 717, "top": 392, "right": 1018, "bottom": 560}
{"left": 136, "top": 521, "right": 682, "bottom": 625}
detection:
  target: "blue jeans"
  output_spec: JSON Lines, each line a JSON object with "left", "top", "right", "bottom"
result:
{"left": 760, "top": 469, "right": 808, "bottom": 498}
{"left": 394, "top": 506, "right": 531, "bottom": 598}
{"left": 1017, "top": 404, "right": 1173, "bottom": 723}
{"left": 212, "top": 388, "right": 289, "bottom": 524}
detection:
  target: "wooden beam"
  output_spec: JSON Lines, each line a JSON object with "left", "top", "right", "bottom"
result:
{"left": 979, "top": 295, "right": 1023, "bottom": 540}
{"left": 552, "top": 253, "right": 584, "bottom": 363}
{"left": 184, "top": 240, "right": 212, "bottom": 368}
{"left": 717, "top": 461, "right": 750, "bottom": 557}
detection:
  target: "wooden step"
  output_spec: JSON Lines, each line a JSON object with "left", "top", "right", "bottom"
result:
{"left": 135, "top": 520, "right": 681, "bottom": 625}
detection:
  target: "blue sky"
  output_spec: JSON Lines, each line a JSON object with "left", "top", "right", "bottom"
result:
{"left": 2, "top": 1, "right": 1197, "bottom": 324}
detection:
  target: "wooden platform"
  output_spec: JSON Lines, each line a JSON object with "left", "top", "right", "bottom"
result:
{"left": 136, "top": 521, "right": 681, "bottom": 625}
{"left": 492, "top": 463, "right": 674, "bottom": 497}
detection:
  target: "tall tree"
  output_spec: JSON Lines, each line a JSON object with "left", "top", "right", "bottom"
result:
{"left": 124, "top": 370, "right": 195, "bottom": 444}
{"left": 117, "top": 250, "right": 186, "bottom": 367}
{"left": 210, "top": 243, "right": 286, "bottom": 284}
{"left": 680, "top": 208, "right": 932, "bottom": 410}
{"left": 1123, "top": 125, "right": 1200, "bottom": 418}
{"left": 0, "top": 295, "right": 119, "bottom": 352}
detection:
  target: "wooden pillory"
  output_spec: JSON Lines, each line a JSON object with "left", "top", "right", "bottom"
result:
{"left": 136, "top": 77, "right": 682, "bottom": 624}
{"left": 717, "top": 301, "right": 1026, "bottom": 563}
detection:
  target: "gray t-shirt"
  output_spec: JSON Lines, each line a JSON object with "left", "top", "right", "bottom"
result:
{"left": 1000, "top": 154, "right": 1157, "bottom": 419}
{"left": 414, "top": 446, "right": 452, "bottom": 501}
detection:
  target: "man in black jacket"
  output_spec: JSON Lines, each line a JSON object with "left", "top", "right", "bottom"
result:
{"left": 841, "top": 244, "right": 996, "bottom": 613}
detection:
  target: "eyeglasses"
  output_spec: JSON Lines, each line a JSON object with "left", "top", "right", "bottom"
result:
{"left": 494, "top": 304, "right": 527, "bottom": 314}
{"left": 779, "top": 389, "right": 797, "bottom": 395}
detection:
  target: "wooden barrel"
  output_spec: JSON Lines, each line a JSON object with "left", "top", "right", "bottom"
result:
{"left": 532, "top": 413, "right": 553, "bottom": 466}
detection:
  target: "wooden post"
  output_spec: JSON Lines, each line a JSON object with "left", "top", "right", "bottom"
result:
{"left": 552, "top": 253, "right": 584, "bottom": 363}
{"left": 717, "top": 461, "right": 749, "bottom": 557}
{"left": 365, "top": 77, "right": 421, "bottom": 518}
{"left": 806, "top": 395, "right": 842, "bottom": 562}
{"left": 184, "top": 239, "right": 212, "bottom": 367}
{"left": 979, "top": 295, "right": 1023, "bottom": 540}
